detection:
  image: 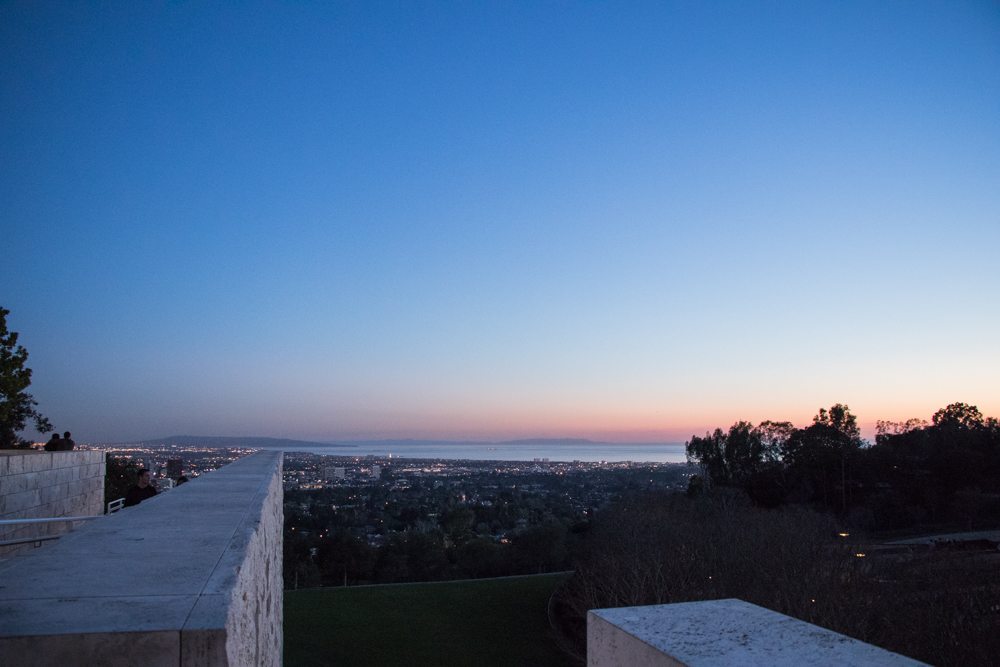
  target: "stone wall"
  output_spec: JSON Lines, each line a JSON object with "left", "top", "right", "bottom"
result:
{"left": 0, "top": 450, "right": 283, "bottom": 667}
{"left": 588, "top": 611, "right": 684, "bottom": 667}
{"left": 588, "top": 599, "right": 926, "bottom": 666}
{"left": 227, "top": 458, "right": 283, "bottom": 664}
{"left": 0, "top": 450, "right": 105, "bottom": 556}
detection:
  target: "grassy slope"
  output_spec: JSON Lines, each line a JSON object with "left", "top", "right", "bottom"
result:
{"left": 284, "top": 573, "right": 577, "bottom": 667}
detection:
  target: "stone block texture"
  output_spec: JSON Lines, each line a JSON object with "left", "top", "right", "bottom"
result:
{"left": 0, "top": 450, "right": 283, "bottom": 667}
{"left": 588, "top": 599, "right": 927, "bottom": 666}
{"left": 0, "top": 451, "right": 105, "bottom": 556}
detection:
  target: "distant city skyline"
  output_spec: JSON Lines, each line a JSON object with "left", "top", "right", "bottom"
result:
{"left": 3, "top": 3, "right": 998, "bottom": 444}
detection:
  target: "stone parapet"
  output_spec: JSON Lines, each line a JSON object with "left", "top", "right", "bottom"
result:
{"left": 0, "top": 450, "right": 283, "bottom": 667}
{"left": 588, "top": 599, "right": 926, "bottom": 666}
{"left": 0, "top": 450, "right": 105, "bottom": 555}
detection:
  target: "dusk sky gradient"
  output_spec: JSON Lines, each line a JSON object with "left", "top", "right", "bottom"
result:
{"left": 2, "top": 2, "right": 998, "bottom": 443}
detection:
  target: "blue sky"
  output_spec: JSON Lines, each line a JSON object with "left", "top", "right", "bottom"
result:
{"left": 2, "top": 1, "right": 998, "bottom": 443}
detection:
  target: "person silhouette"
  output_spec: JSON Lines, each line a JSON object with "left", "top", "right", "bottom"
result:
{"left": 124, "top": 470, "right": 158, "bottom": 507}
{"left": 61, "top": 431, "right": 75, "bottom": 450}
{"left": 43, "top": 433, "right": 62, "bottom": 451}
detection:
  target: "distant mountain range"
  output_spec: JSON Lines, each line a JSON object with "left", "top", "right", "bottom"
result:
{"left": 136, "top": 435, "right": 352, "bottom": 449}
{"left": 327, "top": 438, "right": 603, "bottom": 447}
{"left": 131, "top": 435, "right": 603, "bottom": 449}
{"left": 497, "top": 438, "right": 598, "bottom": 445}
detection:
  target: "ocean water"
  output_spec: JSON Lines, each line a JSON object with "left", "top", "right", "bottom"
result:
{"left": 278, "top": 442, "right": 688, "bottom": 463}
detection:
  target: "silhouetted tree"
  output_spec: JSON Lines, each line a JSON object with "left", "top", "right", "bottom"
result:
{"left": 687, "top": 421, "right": 764, "bottom": 486}
{"left": 0, "top": 307, "right": 52, "bottom": 448}
{"left": 875, "top": 418, "right": 927, "bottom": 445}
{"left": 686, "top": 427, "right": 728, "bottom": 483}
{"left": 512, "top": 521, "right": 568, "bottom": 573}
{"left": 454, "top": 537, "right": 508, "bottom": 578}
{"left": 316, "top": 532, "right": 375, "bottom": 586}
{"left": 440, "top": 506, "right": 476, "bottom": 544}
{"left": 869, "top": 402, "right": 1000, "bottom": 524}
{"left": 375, "top": 530, "right": 448, "bottom": 583}
{"left": 812, "top": 403, "right": 862, "bottom": 442}
{"left": 687, "top": 420, "right": 792, "bottom": 491}
{"left": 932, "top": 402, "right": 985, "bottom": 430}
{"left": 756, "top": 420, "right": 795, "bottom": 460}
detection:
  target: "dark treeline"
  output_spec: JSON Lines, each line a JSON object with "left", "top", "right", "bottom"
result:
{"left": 685, "top": 402, "right": 1000, "bottom": 530}
{"left": 285, "top": 516, "right": 577, "bottom": 590}
{"left": 552, "top": 402, "right": 1000, "bottom": 666}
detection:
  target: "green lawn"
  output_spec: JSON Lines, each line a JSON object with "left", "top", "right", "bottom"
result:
{"left": 284, "top": 573, "right": 578, "bottom": 666}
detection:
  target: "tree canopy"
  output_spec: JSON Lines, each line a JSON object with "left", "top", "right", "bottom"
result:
{"left": 0, "top": 307, "right": 51, "bottom": 448}
{"left": 686, "top": 402, "right": 1000, "bottom": 527}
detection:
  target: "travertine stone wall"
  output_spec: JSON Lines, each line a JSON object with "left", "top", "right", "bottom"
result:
{"left": 0, "top": 450, "right": 105, "bottom": 555}
{"left": 0, "top": 450, "right": 283, "bottom": 667}
{"left": 181, "top": 450, "right": 284, "bottom": 666}
{"left": 588, "top": 599, "right": 927, "bottom": 666}
{"left": 588, "top": 612, "right": 684, "bottom": 667}
{"left": 223, "top": 457, "right": 283, "bottom": 665}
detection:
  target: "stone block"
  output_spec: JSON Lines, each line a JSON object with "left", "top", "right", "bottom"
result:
{"left": 16, "top": 455, "right": 34, "bottom": 473}
{"left": 58, "top": 467, "right": 76, "bottom": 484}
{"left": 85, "top": 492, "right": 103, "bottom": 516}
{"left": 182, "top": 594, "right": 230, "bottom": 665}
{"left": 39, "top": 483, "right": 59, "bottom": 506}
{"left": 61, "top": 453, "right": 80, "bottom": 469}
{"left": 7, "top": 456, "right": 24, "bottom": 476}
{"left": 3, "top": 489, "right": 40, "bottom": 515}
{"left": 1, "top": 473, "right": 22, "bottom": 495}
{"left": 60, "top": 482, "right": 79, "bottom": 506}
{"left": 23, "top": 472, "right": 40, "bottom": 494}
{"left": 57, "top": 497, "right": 76, "bottom": 516}
{"left": 588, "top": 599, "right": 926, "bottom": 666}
{"left": 27, "top": 454, "right": 53, "bottom": 473}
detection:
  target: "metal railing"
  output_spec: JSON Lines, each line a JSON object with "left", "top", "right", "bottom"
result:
{"left": 0, "top": 515, "right": 103, "bottom": 548}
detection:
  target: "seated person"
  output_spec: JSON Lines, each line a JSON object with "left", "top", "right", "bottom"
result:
{"left": 123, "top": 469, "right": 158, "bottom": 507}
{"left": 43, "top": 433, "right": 61, "bottom": 451}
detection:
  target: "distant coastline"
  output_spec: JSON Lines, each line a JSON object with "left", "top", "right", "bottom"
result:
{"left": 132, "top": 435, "right": 353, "bottom": 449}
{"left": 325, "top": 437, "right": 605, "bottom": 448}
{"left": 116, "top": 435, "right": 686, "bottom": 463}
{"left": 127, "top": 435, "right": 672, "bottom": 449}
{"left": 290, "top": 440, "right": 687, "bottom": 464}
